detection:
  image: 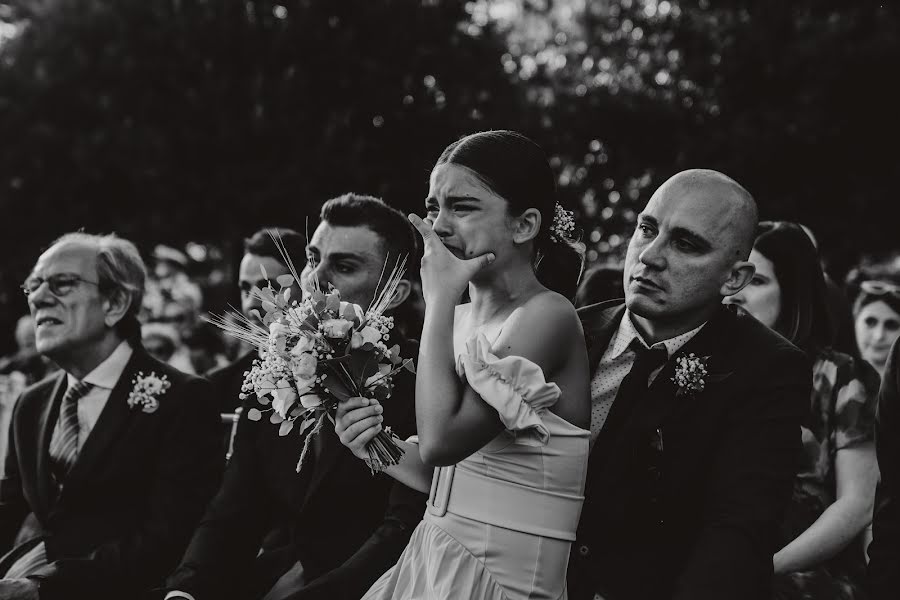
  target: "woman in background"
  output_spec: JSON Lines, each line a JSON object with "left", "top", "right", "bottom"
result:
{"left": 725, "top": 221, "right": 879, "bottom": 599}
{"left": 853, "top": 280, "right": 900, "bottom": 379}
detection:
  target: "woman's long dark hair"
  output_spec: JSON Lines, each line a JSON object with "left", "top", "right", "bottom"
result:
{"left": 753, "top": 221, "right": 832, "bottom": 355}
{"left": 434, "top": 130, "right": 585, "bottom": 299}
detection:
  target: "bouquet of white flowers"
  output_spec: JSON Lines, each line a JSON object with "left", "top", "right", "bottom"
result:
{"left": 208, "top": 235, "right": 414, "bottom": 474}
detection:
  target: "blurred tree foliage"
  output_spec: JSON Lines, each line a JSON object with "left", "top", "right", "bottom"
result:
{"left": 0, "top": 0, "right": 897, "bottom": 351}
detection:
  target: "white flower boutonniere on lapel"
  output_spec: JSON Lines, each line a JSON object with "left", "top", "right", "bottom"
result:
{"left": 671, "top": 353, "right": 732, "bottom": 399}
{"left": 127, "top": 371, "right": 172, "bottom": 413}
{"left": 672, "top": 353, "right": 709, "bottom": 399}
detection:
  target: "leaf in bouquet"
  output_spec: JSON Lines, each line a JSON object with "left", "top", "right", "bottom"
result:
{"left": 372, "top": 384, "right": 390, "bottom": 401}
{"left": 277, "top": 274, "right": 295, "bottom": 288}
{"left": 259, "top": 263, "right": 269, "bottom": 281}
{"left": 247, "top": 408, "right": 263, "bottom": 421}
{"left": 262, "top": 300, "right": 277, "bottom": 314}
{"left": 263, "top": 311, "right": 275, "bottom": 327}
{"left": 257, "top": 395, "right": 271, "bottom": 405}
{"left": 388, "top": 344, "right": 402, "bottom": 365}
{"left": 259, "top": 287, "right": 276, "bottom": 303}
{"left": 402, "top": 358, "right": 416, "bottom": 374}
{"left": 301, "top": 313, "right": 319, "bottom": 333}
{"left": 322, "top": 374, "right": 355, "bottom": 403}
{"left": 347, "top": 349, "right": 381, "bottom": 388}
{"left": 249, "top": 309, "right": 262, "bottom": 323}
{"left": 270, "top": 411, "right": 284, "bottom": 424}
{"left": 325, "top": 293, "right": 341, "bottom": 313}
{"left": 289, "top": 404, "right": 305, "bottom": 418}
{"left": 279, "top": 420, "right": 294, "bottom": 437}
{"left": 310, "top": 289, "right": 326, "bottom": 304}
{"left": 342, "top": 303, "right": 359, "bottom": 323}
{"left": 282, "top": 288, "right": 292, "bottom": 304}
{"left": 298, "top": 416, "right": 316, "bottom": 435}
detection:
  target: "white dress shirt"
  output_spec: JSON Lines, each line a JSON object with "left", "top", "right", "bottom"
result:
{"left": 589, "top": 310, "right": 705, "bottom": 443}
{"left": 58, "top": 340, "right": 134, "bottom": 449}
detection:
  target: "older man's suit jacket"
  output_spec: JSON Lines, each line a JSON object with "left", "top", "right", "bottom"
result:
{"left": 569, "top": 301, "right": 810, "bottom": 600}
{"left": 164, "top": 337, "right": 427, "bottom": 600}
{"left": 0, "top": 346, "right": 223, "bottom": 600}
{"left": 868, "top": 338, "right": 900, "bottom": 599}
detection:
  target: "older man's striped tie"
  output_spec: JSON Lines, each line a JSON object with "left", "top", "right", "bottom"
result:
{"left": 48, "top": 379, "right": 93, "bottom": 484}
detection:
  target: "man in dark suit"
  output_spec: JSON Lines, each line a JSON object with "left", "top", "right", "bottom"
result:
{"left": 207, "top": 227, "right": 306, "bottom": 413}
{"left": 163, "top": 194, "right": 427, "bottom": 600}
{"left": 569, "top": 170, "right": 811, "bottom": 600}
{"left": 0, "top": 232, "right": 222, "bottom": 600}
{"left": 867, "top": 337, "right": 900, "bottom": 599}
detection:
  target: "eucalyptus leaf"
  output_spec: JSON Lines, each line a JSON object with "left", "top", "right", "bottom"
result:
{"left": 270, "top": 411, "right": 284, "bottom": 424}
{"left": 279, "top": 420, "right": 294, "bottom": 436}
{"left": 277, "top": 274, "right": 295, "bottom": 287}
{"left": 257, "top": 395, "right": 271, "bottom": 405}
{"left": 247, "top": 408, "right": 262, "bottom": 421}
{"left": 262, "top": 300, "right": 277, "bottom": 313}
{"left": 259, "top": 263, "right": 269, "bottom": 281}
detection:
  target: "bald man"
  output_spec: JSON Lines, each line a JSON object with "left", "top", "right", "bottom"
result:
{"left": 569, "top": 170, "right": 810, "bottom": 600}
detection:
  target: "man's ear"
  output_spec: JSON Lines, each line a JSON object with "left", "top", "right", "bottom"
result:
{"left": 720, "top": 260, "right": 755, "bottom": 296}
{"left": 512, "top": 208, "right": 542, "bottom": 245}
{"left": 103, "top": 288, "right": 132, "bottom": 328}
{"left": 385, "top": 279, "right": 412, "bottom": 311}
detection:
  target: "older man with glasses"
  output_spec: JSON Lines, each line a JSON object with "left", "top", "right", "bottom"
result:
{"left": 0, "top": 232, "right": 222, "bottom": 600}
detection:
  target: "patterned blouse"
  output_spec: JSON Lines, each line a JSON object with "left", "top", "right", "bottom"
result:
{"left": 796, "top": 348, "right": 879, "bottom": 510}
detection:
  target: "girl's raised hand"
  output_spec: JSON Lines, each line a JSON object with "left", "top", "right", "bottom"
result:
{"left": 408, "top": 213, "right": 494, "bottom": 304}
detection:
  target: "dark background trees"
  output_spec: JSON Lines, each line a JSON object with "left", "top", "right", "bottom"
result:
{"left": 0, "top": 0, "right": 897, "bottom": 351}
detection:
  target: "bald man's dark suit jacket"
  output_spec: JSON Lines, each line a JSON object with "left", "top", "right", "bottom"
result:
{"left": 569, "top": 301, "right": 810, "bottom": 600}
{"left": 0, "top": 346, "right": 223, "bottom": 600}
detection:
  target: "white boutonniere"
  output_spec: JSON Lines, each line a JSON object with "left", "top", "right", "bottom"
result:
{"left": 672, "top": 353, "right": 710, "bottom": 398}
{"left": 127, "top": 371, "right": 171, "bottom": 413}
{"left": 671, "top": 353, "right": 731, "bottom": 399}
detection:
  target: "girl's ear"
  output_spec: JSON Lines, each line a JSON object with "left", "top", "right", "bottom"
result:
{"left": 512, "top": 208, "right": 541, "bottom": 245}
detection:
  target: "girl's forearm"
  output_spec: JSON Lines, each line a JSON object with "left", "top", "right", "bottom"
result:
{"left": 415, "top": 300, "right": 462, "bottom": 446}
{"left": 380, "top": 439, "right": 434, "bottom": 494}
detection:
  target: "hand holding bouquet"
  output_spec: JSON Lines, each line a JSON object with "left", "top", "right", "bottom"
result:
{"left": 208, "top": 240, "right": 414, "bottom": 474}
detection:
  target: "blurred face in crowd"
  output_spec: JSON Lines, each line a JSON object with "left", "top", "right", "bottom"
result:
{"left": 723, "top": 248, "right": 782, "bottom": 329}
{"left": 623, "top": 170, "right": 756, "bottom": 340}
{"left": 26, "top": 240, "right": 123, "bottom": 366}
{"left": 855, "top": 299, "right": 900, "bottom": 374}
{"left": 300, "top": 222, "right": 389, "bottom": 309}
{"left": 239, "top": 253, "right": 296, "bottom": 325}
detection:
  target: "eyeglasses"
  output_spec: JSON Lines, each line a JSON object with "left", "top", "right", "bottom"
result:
{"left": 860, "top": 280, "right": 900, "bottom": 298}
{"left": 21, "top": 273, "right": 100, "bottom": 297}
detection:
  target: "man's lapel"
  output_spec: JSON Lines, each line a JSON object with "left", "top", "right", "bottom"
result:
{"left": 35, "top": 372, "right": 67, "bottom": 512}
{"left": 640, "top": 304, "right": 736, "bottom": 429}
{"left": 60, "top": 349, "right": 146, "bottom": 495}
{"left": 578, "top": 300, "right": 627, "bottom": 378}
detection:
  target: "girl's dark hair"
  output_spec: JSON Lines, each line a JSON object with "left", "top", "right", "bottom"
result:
{"left": 435, "top": 130, "right": 585, "bottom": 299}
{"left": 753, "top": 221, "right": 832, "bottom": 355}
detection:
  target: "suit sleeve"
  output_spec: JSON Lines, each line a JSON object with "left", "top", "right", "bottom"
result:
{"left": 0, "top": 393, "right": 29, "bottom": 552}
{"left": 34, "top": 377, "right": 224, "bottom": 599}
{"left": 161, "top": 395, "right": 272, "bottom": 600}
{"left": 867, "top": 339, "right": 900, "bottom": 599}
{"left": 280, "top": 481, "right": 427, "bottom": 600}
{"left": 672, "top": 345, "right": 810, "bottom": 600}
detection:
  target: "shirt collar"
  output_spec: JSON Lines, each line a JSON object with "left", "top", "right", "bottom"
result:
{"left": 609, "top": 309, "right": 706, "bottom": 360}
{"left": 67, "top": 341, "right": 134, "bottom": 390}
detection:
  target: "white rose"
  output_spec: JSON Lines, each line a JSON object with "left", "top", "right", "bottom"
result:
{"left": 300, "top": 394, "right": 323, "bottom": 408}
{"left": 322, "top": 318, "right": 354, "bottom": 339}
{"left": 351, "top": 325, "right": 383, "bottom": 349}
{"left": 291, "top": 353, "right": 317, "bottom": 379}
{"left": 290, "top": 334, "right": 316, "bottom": 356}
{"left": 272, "top": 383, "right": 298, "bottom": 418}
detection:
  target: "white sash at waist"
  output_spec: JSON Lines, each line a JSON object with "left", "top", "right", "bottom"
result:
{"left": 427, "top": 464, "right": 584, "bottom": 541}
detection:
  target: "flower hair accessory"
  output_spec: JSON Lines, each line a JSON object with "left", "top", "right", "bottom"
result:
{"left": 127, "top": 371, "right": 171, "bottom": 413}
{"left": 549, "top": 202, "right": 576, "bottom": 243}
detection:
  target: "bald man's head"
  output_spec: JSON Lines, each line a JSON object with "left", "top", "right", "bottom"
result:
{"left": 659, "top": 169, "right": 758, "bottom": 260}
{"left": 622, "top": 168, "right": 758, "bottom": 337}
